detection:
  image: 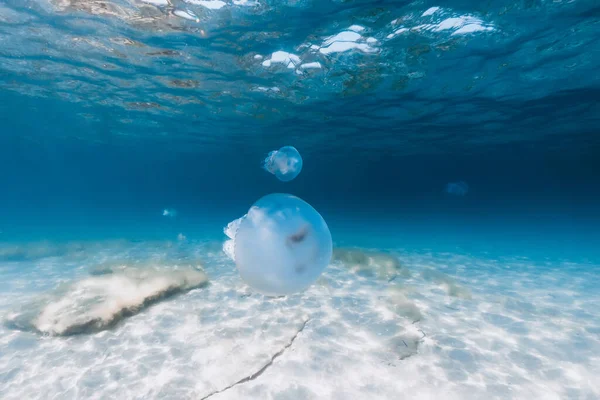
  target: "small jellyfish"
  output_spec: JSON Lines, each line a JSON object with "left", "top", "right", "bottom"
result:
{"left": 163, "top": 208, "right": 177, "bottom": 217}
{"left": 228, "top": 193, "right": 332, "bottom": 296}
{"left": 263, "top": 146, "right": 303, "bottom": 182}
{"left": 445, "top": 181, "right": 469, "bottom": 196}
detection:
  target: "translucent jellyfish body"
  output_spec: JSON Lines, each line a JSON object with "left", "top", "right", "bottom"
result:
{"left": 162, "top": 208, "right": 177, "bottom": 217}
{"left": 445, "top": 181, "right": 469, "bottom": 196}
{"left": 263, "top": 146, "right": 303, "bottom": 182}
{"left": 228, "top": 193, "right": 332, "bottom": 296}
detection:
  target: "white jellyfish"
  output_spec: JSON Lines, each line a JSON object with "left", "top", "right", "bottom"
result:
{"left": 263, "top": 146, "right": 303, "bottom": 182}
{"left": 162, "top": 208, "right": 178, "bottom": 217}
{"left": 445, "top": 181, "right": 469, "bottom": 196}
{"left": 224, "top": 193, "right": 332, "bottom": 296}
{"left": 223, "top": 216, "right": 244, "bottom": 261}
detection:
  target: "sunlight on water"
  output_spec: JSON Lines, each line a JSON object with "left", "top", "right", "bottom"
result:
{"left": 1, "top": 0, "right": 598, "bottom": 152}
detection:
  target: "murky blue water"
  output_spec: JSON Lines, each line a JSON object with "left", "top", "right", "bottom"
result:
{"left": 1, "top": 1, "right": 599, "bottom": 399}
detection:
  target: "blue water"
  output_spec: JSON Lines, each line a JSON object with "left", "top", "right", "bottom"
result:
{"left": 1, "top": 1, "right": 600, "bottom": 399}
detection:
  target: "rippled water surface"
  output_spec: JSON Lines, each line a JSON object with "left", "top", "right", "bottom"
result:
{"left": 2, "top": 0, "right": 599, "bottom": 153}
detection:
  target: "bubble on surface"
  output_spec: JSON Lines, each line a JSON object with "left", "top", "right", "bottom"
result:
{"left": 261, "top": 51, "right": 301, "bottom": 69}
{"left": 230, "top": 193, "right": 332, "bottom": 296}
{"left": 187, "top": 0, "right": 227, "bottom": 10}
{"left": 141, "top": 0, "right": 169, "bottom": 6}
{"left": 172, "top": 9, "right": 199, "bottom": 21}
{"left": 262, "top": 146, "right": 303, "bottom": 182}
{"left": 445, "top": 181, "right": 469, "bottom": 196}
{"left": 299, "top": 62, "right": 322, "bottom": 70}
{"left": 422, "top": 7, "right": 440, "bottom": 17}
{"left": 319, "top": 28, "right": 378, "bottom": 55}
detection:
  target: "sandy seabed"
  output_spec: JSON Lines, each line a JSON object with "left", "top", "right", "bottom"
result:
{"left": 0, "top": 240, "right": 598, "bottom": 400}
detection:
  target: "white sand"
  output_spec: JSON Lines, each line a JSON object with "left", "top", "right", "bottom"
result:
{"left": 0, "top": 241, "right": 598, "bottom": 399}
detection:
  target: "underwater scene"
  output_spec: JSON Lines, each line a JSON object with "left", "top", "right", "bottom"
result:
{"left": 1, "top": 0, "right": 599, "bottom": 399}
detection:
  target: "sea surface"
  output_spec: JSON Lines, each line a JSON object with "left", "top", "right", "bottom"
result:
{"left": 1, "top": 0, "right": 599, "bottom": 399}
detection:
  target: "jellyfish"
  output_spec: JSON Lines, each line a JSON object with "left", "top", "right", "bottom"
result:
{"left": 162, "top": 208, "right": 178, "bottom": 217}
{"left": 222, "top": 216, "right": 244, "bottom": 261}
{"left": 263, "top": 146, "right": 303, "bottom": 182}
{"left": 445, "top": 181, "right": 469, "bottom": 196}
{"left": 226, "top": 193, "right": 332, "bottom": 296}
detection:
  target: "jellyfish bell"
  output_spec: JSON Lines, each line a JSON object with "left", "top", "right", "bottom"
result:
{"left": 162, "top": 208, "right": 178, "bottom": 217}
{"left": 445, "top": 181, "right": 469, "bottom": 196}
{"left": 263, "top": 146, "right": 303, "bottom": 182}
{"left": 231, "top": 193, "right": 332, "bottom": 296}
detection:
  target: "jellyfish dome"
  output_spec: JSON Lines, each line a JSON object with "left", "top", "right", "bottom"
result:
{"left": 445, "top": 181, "right": 469, "bottom": 196}
{"left": 232, "top": 193, "right": 332, "bottom": 296}
{"left": 263, "top": 146, "right": 303, "bottom": 182}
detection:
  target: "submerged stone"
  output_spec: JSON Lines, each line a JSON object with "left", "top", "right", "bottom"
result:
{"left": 332, "top": 248, "right": 410, "bottom": 280}
{"left": 6, "top": 264, "right": 209, "bottom": 336}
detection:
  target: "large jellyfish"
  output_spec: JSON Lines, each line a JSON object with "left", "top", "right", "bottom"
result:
{"left": 224, "top": 193, "right": 332, "bottom": 296}
{"left": 445, "top": 181, "right": 469, "bottom": 196}
{"left": 262, "top": 146, "right": 303, "bottom": 182}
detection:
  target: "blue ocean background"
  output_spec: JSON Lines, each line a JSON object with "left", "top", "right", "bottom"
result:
{"left": 1, "top": 0, "right": 599, "bottom": 262}
{"left": 1, "top": 1, "right": 600, "bottom": 399}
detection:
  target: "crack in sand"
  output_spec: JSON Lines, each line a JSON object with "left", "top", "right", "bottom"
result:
{"left": 200, "top": 319, "right": 310, "bottom": 400}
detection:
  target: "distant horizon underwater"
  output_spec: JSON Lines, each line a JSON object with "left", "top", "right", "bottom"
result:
{"left": 1, "top": 0, "right": 599, "bottom": 399}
